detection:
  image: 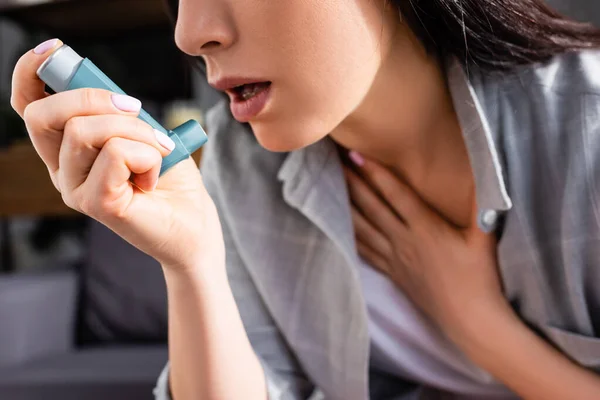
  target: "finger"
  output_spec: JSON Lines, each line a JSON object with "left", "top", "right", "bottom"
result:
{"left": 10, "top": 38, "right": 63, "bottom": 118}
{"left": 23, "top": 88, "right": 142, "bottom": 173}
{"left": 356, "top": 240, "right": 390, "bottom": 276}
{"left": 351, "top": 206, "right": 393, "bottom": 260}
{"left": 79, "top": 138, "right": 162, "bottom": 218}
{"left": 59, "top": 114, "right": 174, "bottom": 192}
{"left": 349, "top": 151, "right": 428, "bottom": 227}
{"left": 96, "top": 137, "right": 161, "bottom": 190}
{"left": 345, "top": 166, "right": 402, "bottom": 238}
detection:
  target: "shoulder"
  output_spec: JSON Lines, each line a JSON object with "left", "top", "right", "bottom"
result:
{"left": 470, "top": 50, "right": 600, "bottom": 156}
{"left": 470, "top": 51, "right": 600, "bottom": 229}
{"left": 472, "top": 49, "right": 600, "bottom": 100}
{"left": 469, "top": 50, "right": 600, "bottom": 128}
{"left": 520, "top": 49, "right": 600, "bottom": 96}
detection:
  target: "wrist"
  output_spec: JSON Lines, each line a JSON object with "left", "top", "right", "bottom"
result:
{"left": 162, "top": 255, "right": 228, "bottom": 292}
{"left": 449, "top": 297, "right": 521, "bottom": 362}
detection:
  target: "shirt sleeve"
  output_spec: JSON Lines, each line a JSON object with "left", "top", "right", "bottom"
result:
{"left": 153, "top": 358, "right": 315, "bottom": 400}
{"left": 153, "top": 101, "right": 315, "bottom": 400}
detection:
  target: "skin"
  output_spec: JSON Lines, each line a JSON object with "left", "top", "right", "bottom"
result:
{"left": 10, "top": 0, "right": 600, "bottom": 398}
{"left": 345, "top": 155, "right": 600, "bottom": 400}
{"left": 175, "top": 0, "right": 473, "bottom": 227}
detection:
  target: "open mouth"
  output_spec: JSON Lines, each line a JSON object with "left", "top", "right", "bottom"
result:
{"left": 231, "top": 81, "right": 272, "bottom": 101}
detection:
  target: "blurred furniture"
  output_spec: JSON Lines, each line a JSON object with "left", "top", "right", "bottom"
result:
{"left": 0, "top": 0, "right": 170, "bottom": 35}
{"left": 0, "top": 1, "right": 183, "bottom": 398}
{"left": 0, "top": 140, "right": 78, "bottom": 273}
{"left": 0, "top": 141, "right": 76, "bottom": 217}
{"left": 0, "top": 219, "right": 169, "bottom": 400}
{"left": 0, "top": 0, "right": 204, "bottom": 273}
{"left": 545, "top": 0, "right": 600, "bottom": 26}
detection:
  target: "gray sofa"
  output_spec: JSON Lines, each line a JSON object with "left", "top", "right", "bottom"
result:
{"left": 545, "top": 0, "right": 600, "bottom": 26}
{"left": 0, "top": 220, "right": 169, "bottom": 400}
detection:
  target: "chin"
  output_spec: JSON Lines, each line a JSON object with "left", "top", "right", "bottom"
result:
{"left": 249, "top": 117, "right": 332, "bottom": 153}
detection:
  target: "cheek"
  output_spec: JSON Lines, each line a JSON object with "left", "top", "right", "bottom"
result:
{"left": 255, "top": 50, "right": 379, "bottom": 152}
{"left": 249, "top": 57, "right": 378, "bottom": 153}
{"left": 244, "top": 0, "right": 386, "bottom": 151}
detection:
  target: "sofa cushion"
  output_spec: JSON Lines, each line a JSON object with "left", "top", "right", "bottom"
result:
{"left": 0, "top": 346, "right": 167, "bottom": 400}
{"left": 80, "top": 220, "right": 168, "bottom": 344}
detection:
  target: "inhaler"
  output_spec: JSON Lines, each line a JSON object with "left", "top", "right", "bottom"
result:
{"left": 36, "top": 44, "right": 208, "bottom": 176}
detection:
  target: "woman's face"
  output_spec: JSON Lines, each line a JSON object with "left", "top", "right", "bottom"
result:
{"left": 175, "top": 0, "right": 400, "bottom": 152}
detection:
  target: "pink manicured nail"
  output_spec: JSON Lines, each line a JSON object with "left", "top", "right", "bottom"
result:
{"left": 349, "top": 151, "right": 365, "bottom": 166}
{"left": 111, "top": 94, "right": 142, "bottom": 113}
{"left": 34, "top": 39, "right": 59, "bottom": 55}
{"left": 154, "top": 129, "right": 176, "bottom": 151}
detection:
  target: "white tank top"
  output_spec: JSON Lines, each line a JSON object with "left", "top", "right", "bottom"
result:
{"left": 359, "top": 261, "right": 517, "bottom": 398}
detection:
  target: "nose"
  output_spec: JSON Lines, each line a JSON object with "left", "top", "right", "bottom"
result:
{"left": 174, "top": 0, "right": 236, "bottom": 56}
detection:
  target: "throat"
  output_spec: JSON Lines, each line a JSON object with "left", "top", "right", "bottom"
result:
{"left": 395, "top": 135, "right": 476, "bottom": 230}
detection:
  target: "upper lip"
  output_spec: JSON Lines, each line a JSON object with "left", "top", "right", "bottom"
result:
{"left": 208, "top": 77, "right": 270, "bottom": 92}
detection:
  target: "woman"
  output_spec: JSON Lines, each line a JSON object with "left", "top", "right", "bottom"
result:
{"left": 10, "top": 0, "right": 600, "bottom": 398}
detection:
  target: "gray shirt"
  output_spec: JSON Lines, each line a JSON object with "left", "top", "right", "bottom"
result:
{"left": 155, "top": 50, "right": 600, "bottom": 400}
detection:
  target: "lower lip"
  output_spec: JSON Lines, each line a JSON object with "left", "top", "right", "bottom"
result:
{"left": 229, "top": 85, "right": 271, "bottom": 122}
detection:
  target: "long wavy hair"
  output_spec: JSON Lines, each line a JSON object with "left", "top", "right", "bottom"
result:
{"left": 164, "top": 0, "right": 600, "bottom": 71}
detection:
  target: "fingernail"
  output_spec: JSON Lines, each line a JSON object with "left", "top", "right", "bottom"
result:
{"left": 34, "top": 38, "right": 59, "bottom": 55}
{"left": 154, "top": 129, "right": 176, "bottom": 151}
{"left": 349, "top": 151, "right": 365, "bottom": 166}
{"left": 151, "top": 179, "right": 159, "bottom": 191}
{"left": 111, "top": 94, "right": 142, "bottom": 113}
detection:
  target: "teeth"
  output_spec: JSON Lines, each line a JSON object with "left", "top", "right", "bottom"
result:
{"left": 241, "top": 84, "right": 262, "bottom": 100}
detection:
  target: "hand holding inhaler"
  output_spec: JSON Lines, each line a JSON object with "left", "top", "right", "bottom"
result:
{"left": 37, "top": 43, "right": 208, "bottom": 175}
{"left": 10, "top": 39, "right": 226, "bottom": 272}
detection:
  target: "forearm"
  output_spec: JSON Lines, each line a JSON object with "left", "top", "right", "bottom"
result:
{"left": 460, "top": 305, "right": 600, "bottom": 400}
{"left": 163, "top": 264, "right": 267, "bottom": 400}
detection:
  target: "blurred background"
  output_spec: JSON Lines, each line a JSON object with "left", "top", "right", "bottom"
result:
{"left": 0, "top": 0, "right": 597, "bottom": 399}
{"left": 0, "top": 1, "right": 221, "bottom": 399}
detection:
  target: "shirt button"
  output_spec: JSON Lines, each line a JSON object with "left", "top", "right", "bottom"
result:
{"left": 478, "top": 209, "right": 499, "bottom": 233}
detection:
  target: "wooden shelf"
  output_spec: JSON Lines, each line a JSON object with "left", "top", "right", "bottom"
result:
{"left": 0, "top": 140, "right": 203, "bottom": 217}
{"left": 0, "top": 141, "right": 77, "bottom": 216}
{"left": 0, "top": 0, "right": 171, "bottom": 36}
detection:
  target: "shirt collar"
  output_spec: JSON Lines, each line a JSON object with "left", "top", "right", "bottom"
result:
{"left": 446, "top": 59, "right": 513, "bottom": 213}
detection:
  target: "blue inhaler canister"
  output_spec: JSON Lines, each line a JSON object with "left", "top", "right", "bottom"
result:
{"left": 36, "top": 44, "right": 208, "bottom": 176}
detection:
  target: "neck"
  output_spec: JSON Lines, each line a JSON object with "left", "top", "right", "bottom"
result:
{"left": 330, "top": 23, "right": 474, "bottom": 227}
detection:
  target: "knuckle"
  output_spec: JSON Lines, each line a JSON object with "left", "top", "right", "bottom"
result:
{"left": 132, "top": 118, "right": 154, "bottom": 141}
{"left": 103, "top": 137, "right": 124, "bottom": 159}
{"left": 60, "top": 190, "right": 80, "bottom": 212}
{"left": 93, "top": 195, "right": 127, "bottom": 221}
{"left": 22, "top": 101, "right": 46, "bottom": 134}
{"left": 48, "top": 172, "right": 61, "bottom": 193}
{"left": 150, "top": 146, "right": 163, "bottom": 162}
{"left": 10, "top": 95, "right": 22, "bottom": 115}
{"left": 64, "top": 116, "right": 86, "bottom": 142}
{"left": 79, "top": 88, "right": 101, "bottom": 110}
{"left": 22, "top": 102, "right": 37, "bottom": 126}
{"left": 132, "top": 117, "right": 149, "bottom": 133}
